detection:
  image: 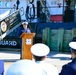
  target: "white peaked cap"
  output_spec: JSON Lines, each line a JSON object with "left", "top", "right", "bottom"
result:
{"left": 6, "top": 60, "right": 42, "bottom": 75}
{"left": 31, "top": 43, "right": 50, "bottom": 57}
{"left": 22, "top": 22, "right": 28, "bottom": 25}
{"left": 69, "top": 42, "right": 76, "bottom": 51}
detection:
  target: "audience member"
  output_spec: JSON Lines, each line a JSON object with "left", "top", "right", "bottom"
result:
{"left": 31, "top": 43, "right": 58, "bottom": 75}
{"left": 6, "top": 59, "right": 42, "bottom": 75}
{"left": 59, "top": 42, "right": 76, "bottom": 75}
{"left": 0, "top": 60, "right": 4, "bottom": 75}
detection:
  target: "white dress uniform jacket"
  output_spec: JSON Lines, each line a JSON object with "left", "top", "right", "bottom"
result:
{"left": 6, "top": 60, "right": 43, "bottom": 75}
{"left": 36, "top": 61, "right": 58, "bottom": 75}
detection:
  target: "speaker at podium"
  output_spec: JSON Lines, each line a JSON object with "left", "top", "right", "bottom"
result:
{"left": 20, "top": 33, "right": 35, "bottom": 60}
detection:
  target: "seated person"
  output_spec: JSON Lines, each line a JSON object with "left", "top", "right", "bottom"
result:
{"left": 31, "top": 43, "right": 58, "bottom": 75}
{"left": 0, "top": 60, "right": 4, "bottom": 75}
{"left": 59, "top": 42, "right": 76, "bottom": 75}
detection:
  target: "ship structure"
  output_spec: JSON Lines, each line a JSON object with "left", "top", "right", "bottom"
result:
{"left": 0, "top": 0, "right": 76, "bottom": 52}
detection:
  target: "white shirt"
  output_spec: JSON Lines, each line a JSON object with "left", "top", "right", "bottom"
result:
{"left": 36, "top": 61, "right": 58, "bottom": 75}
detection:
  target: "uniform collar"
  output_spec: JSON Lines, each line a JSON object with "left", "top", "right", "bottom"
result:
{"left": 36, "top": 61, "right": 44, "bottom": 63}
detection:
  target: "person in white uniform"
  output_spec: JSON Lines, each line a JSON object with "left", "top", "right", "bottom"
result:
{"left": 31, "top": 43, "right": 58, "bottom": 75}
{"left": 6, "top": 59, "right": 43, "bottom": 75}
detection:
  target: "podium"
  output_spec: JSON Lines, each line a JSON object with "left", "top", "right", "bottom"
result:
{"left": 20, "top": 33, "right": 35, "bottom": 60}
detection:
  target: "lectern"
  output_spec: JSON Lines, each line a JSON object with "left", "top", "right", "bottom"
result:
{"left": 20, "top": 33, "right": 35, "bottom": 60}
